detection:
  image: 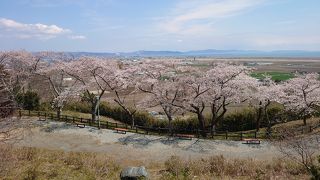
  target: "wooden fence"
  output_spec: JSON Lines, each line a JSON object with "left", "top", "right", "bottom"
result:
{"left": 19, "top": 110, "right": 267, "bottom": 140}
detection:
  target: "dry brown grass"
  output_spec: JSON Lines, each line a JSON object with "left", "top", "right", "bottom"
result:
{"left": 272, "top": 117, "right": 320, "bottom": 136}
{"left": 0, "top": 144, "right": 121, "bottom": 180}
{"left": 0, "top": 144, "right": 313, "bottom": 180}
{"left": 161, "top": 155, "right": 309, "bottom": 180}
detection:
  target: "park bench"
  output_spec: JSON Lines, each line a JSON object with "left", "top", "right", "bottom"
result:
{"left": 76, "top": 122, "right": 86, "bottom": 128}
{"left": 243, "top": 138, "right": 261, "bottom": 144}
{"left": 176, "top": 134, "right": 195, "bottom": 140}
{"left": 114, "top": 128, "right": 128, "bottom": 134}
{"left": 38, "top": 117, "right": 46, "bottom": 121}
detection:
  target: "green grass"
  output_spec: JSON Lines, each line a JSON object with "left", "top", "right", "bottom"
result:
{"left": 251, "top": 71, "right": 294, "bottom": 81}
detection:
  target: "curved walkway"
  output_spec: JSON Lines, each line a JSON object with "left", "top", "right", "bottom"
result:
{"left": 14, "top": 120, "right": 284, "bottom": 164}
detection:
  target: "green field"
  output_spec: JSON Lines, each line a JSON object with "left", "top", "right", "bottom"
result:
{"left": 251, "top": 71, "right": 294, "bottom": 81}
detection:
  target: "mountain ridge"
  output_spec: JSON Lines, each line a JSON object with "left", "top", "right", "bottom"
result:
{"left": 65, "top": 49, "right": 320, "bottom": 58}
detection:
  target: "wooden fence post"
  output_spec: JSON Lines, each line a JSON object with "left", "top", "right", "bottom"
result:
{"left": 240, "top": 132, "right": 243, "bottom": 140}
{"left": 254, "top": 131, "right": 257, "bottom": 139}
{"left": 136, "top": 126, "right": 138, "bottom": 133}
{"left": 80, "top": 117, "right": 83, "bottom": 123}
{"left": 106, "top": 121, "right": 109, "bottom": 129}
{"left": 116, "top": 123, "right": 118, "bottom": 128}
{"left": 309, "top": 125, "right": 312, "bottom": 132}
{"left": 28, "top": 110, "right": 31, "bottom": 116}
{"left": 19, "top": 110, "right": 22, "bottom": 118}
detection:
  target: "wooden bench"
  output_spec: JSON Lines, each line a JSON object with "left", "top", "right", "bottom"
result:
{"left": 176, "top": 134, "right": 195, "bottom": 140}
{"left": 38, "top": 118, "right": 46, "bottom": 121}
{"left": 243, "top": 138, "right": 261, "bottom": 144}
{"left": 76, "top": 122, "right": 86, "bottom": 128}
{"left": 114, "top": 128, "right": 128, "bottom": 134}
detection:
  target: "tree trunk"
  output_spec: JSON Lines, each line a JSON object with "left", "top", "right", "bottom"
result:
{"left": 91, "top": 108, "right": 97, "bottom": 124}
{"left": 211, "top": 103, "right": 227, "bottom": 133}
{"left": 264, "top": 101, "right": 271, "bottom": 137}
{"left": 91, "top": 99, "right": 99, "bottom": 123}
{"left": 303, "top": 115, "right": 307, "bottom": 126}
{"left": 130, "top": 113, "right": 135, "bottom": 128}
{"left": 168, "top": 116, "right": 173, "bottom": 136}
{"left": 256, "top": 105, "right": 263, "bottom": 132}
{"left": 211, "top": 104, "right": 217, "bottom": 133}
{"left": 197, "top": 111, "right": 206, "bottom": 137}
{"left": 57, "top": 107, "right": 62, "bottom": 120}
{"left": 163, "top": 106, "right": 174, "bottom": 136}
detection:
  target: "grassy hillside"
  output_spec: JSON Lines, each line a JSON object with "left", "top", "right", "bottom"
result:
{"left": 0, "top": 145, "right": 310, "bottom": 180}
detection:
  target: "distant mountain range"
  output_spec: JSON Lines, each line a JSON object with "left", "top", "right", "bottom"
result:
{"left": 66, "top": 49, "right": 320, "bottom": 58}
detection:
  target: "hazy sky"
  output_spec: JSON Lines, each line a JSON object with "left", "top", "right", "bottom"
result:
{"left": 0, "top": 0, "right": 319, "bottom": 52}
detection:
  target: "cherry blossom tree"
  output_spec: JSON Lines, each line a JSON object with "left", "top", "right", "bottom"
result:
{"left": 249, "top": 77, "right": 283, "bottom": 132}
{"left": 172, "top": 66, "right": 209, "bottom": 137}
{"left": 0, "top": 63, "right": 14, "bottom": 118}
{"left": 108, "top": 61, "right": 140, "bottom": 127}
{"left": 205, "top": 63, "right": 255, "bottom": 132}
{"left": 0, "top": 51, "right": 36, "bottom": 97}
{"left": 138, "top": 60, "right": 184, "bottom": 134}
{"left": 33, "top": 52, "right": 81, "bottom": 119}
{"left": 0, "top": 51, "right": 35, "bottom": 142}
{"left": 280, "top": 73, "right": 320, "bottom": 125}
{"left": 0, "top": 51, "right": 37, "bottom": 114}
{"left": 63, "top": 57, "right": 123, "bottom": 123}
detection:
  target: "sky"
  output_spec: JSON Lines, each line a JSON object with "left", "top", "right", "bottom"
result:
{"left": 0, "top": 0, "right": 319, "bottom": 52}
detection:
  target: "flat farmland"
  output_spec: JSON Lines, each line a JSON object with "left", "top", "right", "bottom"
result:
{"left": 195, "top": 57, "right": 320, "bottom": 72}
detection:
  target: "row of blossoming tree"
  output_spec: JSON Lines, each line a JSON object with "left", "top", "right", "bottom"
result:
{"left": 1, "top": 51, "right": 320, "bottom": 136}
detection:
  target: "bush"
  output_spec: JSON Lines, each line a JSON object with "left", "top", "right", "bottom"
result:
{"left": 60, "top": 101, "right": 291, "bottom": 132}
{"left": 172, "top": 116, "right": 200, "bottom": 132}
{"left": 65, "top": 101, "right": 155, "bottom": 127}
{"left": 310, "top": 156, "right": 320, "bottom": 180}
{"left": 65, "top": 101, "right": 91, "bottom": 113}
{"left": 220, "top": 109, "right": 256, "bottom": 131}
{"left": 38, "top": 102, "right": 52, "bottom": 112}
{"left": 16, "top": 90, "right": 40, "bottom": 110}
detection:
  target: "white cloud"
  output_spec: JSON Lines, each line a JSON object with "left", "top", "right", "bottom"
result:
{"left": 69, "top": 35, "right": 87, "bottom": 40}
{"left": 158, "top": 0, "right": 264, "bottom": 35}
{"left": 0, "top": 17, "right": 71, "bottom": 39}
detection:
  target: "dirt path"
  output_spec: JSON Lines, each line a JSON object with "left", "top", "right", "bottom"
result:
{"left": 14, "top": 120, "right": 285, "bottom": 165}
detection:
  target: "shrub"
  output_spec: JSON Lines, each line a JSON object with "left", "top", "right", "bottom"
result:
{"left": 310, "top": 156, "right": 320, "bottom": 180}
{"left": 172, "top": 116, "right": 200, "bottom": 132}
{"left": 16, "top": 90, "right": 40, "bottom": 110}
{"left": 219, "top": 108, "right": 256, "bottom": 131}
{"left": 65, "top": 101, "right": 91, "bottom": 113}
{"left": 65, "top": 101, "right": 155, "bottom": 127}
{"left": 38, "top": 102, "right": 52, "bottom": 112}
{"left": 59, "top": 100, "right": 293, "bottom": 132}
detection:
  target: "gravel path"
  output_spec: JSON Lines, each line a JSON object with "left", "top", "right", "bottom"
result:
{"left": 17, "top": 120, "right": 282, "bottom": 163}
